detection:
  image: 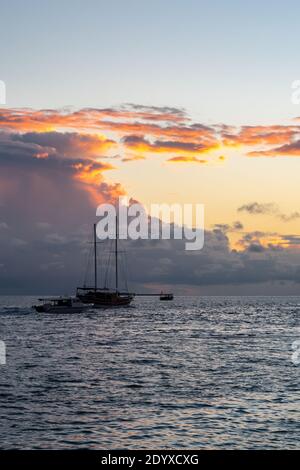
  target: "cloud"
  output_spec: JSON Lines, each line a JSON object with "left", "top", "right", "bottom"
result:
{"left": 2, "top": 217, "right": 300, "bottom": 294}
{"left": 222, "top": 125, "right": 300, "bottom": 147}
{"left": 11, "top": 238, "right": 27, "bottom": 247}
{"left": 1, "top": 105, "right": 300, "bottom": 294}
{"left": 0, "top": 106, "right": 219, "bottom": 164}
{"left": 213, "top": 221, "right": 244, "bottom": 233}
{"left": 0, "top": 131, "right": 119, "bottom": 207}
{"left": 238, "top": 202, "right": 300, "bottom": 222}
{"left": 123, "top": 228, "right": 300, "bottom": 293}
{"left": 14, "top": 131, "right": 116, "bottom": 158}
{"left": 122, "top": 155, "right": 146, "bottom": 162}
{"left": 247, "top": 243, "right": 265, "bottom": 253}
{"left": 238, "top": 202, "right": 277, "bottom": 215}
{"left": 167, "top": 156, "right": 207, "bottom": 164}
{"left": 280, "top": 212, "right": 300, "bottom": 222}
{"left": 0, "top": 105, "right": 188, "bottom": 133}
{"left": 248, "top": 139, "right": 300, "bottom": 157}
{"left": 4, "top": 105, "right": 300, "bottom": 166}
{"left": 1, "top": 188, "right": 300, "bottom": 294}
{"left": 36, "top": 222, "right": 52, "bottom": 230}
{"left": 0, "top": 222, "right": 9, "bottom": 230}
{"left": 236, "top": 230, "right": 300, "bottom": 250}
{"left": 220, "top": 124, "right": 300, "bottom": 160}
{"left": 122, "top": 135, "right": 217, "bottom": 156}
{"left": 120, "top": 104, "right": 187, "bottom": 122}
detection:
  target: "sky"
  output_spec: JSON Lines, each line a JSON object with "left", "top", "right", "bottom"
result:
{"left": 1, "top": 0, "right": 300, "bottom": 294}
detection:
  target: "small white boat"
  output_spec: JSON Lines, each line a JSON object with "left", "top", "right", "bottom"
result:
{"left": 33, "top": 297, "right": 92, "bottom": 314}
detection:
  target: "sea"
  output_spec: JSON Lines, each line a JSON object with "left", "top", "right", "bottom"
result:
{"left": 0, "top": 295, "right": 299, "bottom": 449}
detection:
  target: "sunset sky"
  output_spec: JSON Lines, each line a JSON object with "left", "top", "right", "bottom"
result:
{"left": 1, "top": 0, "right": 300, "bottom": 294}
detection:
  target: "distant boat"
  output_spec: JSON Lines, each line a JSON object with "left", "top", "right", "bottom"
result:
{"left": 160, "top": 292, "right": 174, "bottom": 301}
{"left": 33, "top": 297, "right": 91, "bottom": 314}
{"left": 76, "top": 217, "right": 135, "bottom": 308}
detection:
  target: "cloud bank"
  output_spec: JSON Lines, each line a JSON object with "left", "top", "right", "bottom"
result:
{"left": 1, "top": 104, "right": 300, "bottom": 294}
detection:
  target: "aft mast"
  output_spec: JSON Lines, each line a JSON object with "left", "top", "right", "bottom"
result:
{"left": 115, "top": 214, "right": 118, "bottom": 292}
{"left": 94, "top": 223, "right": 97, "bottom": 291}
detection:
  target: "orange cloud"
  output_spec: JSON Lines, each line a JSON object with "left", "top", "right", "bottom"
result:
{"left": 99, "top": 119, "right": 216, "bottom": 143}
{"left": 222, "top": 125, "right": 299, "bottom": 147}
{"left": 122, "top": 135, "right": 219, "bottom": 156}
{"left": 0, "top": 106, "right": 219, "bottom": 160}
{"left": 248, "top": 140, "right": 300, "bottom": 157}
{"left": 72, "top": 161, "right": 114, "bottom": 184}
{"left": 2, "top": 105, "right": 300, "bottom": 179}
{"left": 122, "top": 155, "right": 146, "bottom": 162}
{"left": 167, "top": 156, "right": 207, "bottom": 164}
{"left": 236, "top": 231, "right": 300, "bottom": 251}
{"left": 0, "top": 105, "right": 187, "bottom": 133}
{"left": 72, "top": 161, "right": 124, "bottom": 205}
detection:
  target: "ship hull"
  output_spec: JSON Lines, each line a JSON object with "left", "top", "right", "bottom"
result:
{"left": 77, "top": 288, "right": 135, "bottom": 308}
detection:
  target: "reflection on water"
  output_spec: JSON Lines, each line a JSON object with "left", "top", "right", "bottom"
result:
{"left": 0, "top": 296, "right": 299, "bottom": 449}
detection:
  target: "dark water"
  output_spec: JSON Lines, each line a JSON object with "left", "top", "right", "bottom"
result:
{"left": 0, "top": 296, "right": 299, "bottom": 449}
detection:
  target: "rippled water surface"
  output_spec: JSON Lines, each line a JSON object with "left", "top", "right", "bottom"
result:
{"left": 0, "top": 296, "right": 299, "bottom": 449}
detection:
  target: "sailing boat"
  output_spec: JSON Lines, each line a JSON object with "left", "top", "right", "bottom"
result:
{"left": 76, "top": 216, "right": 135, "bottom": 308}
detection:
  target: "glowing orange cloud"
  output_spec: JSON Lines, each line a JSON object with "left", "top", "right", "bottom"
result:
{"left": 99, "top": 119, "right": 216, "bottom": 144}
{"left": 167, "top": 156, "right": 207, "bottom": 164}
{"left": 248, "top": 140, "right": 300, "bottom": 157}
{"left": 72, "top": 161, "right": 114, "bottom": 184}
{"left": 122, "top": 135, "right": 219, "bottom": 156}
{"left": 71, "top": 160, "right": 123, "bottom": 205}
{"left": 222, "top": 125, "right": 300, "bottom": 147}
{"left": 0, "top": 106, "right": 218, "bottom": 156}
{"left": 122, "top": 155, "right": 146, "bottom": 162}
{"left": 0, "top": 105, "right": 187, "bottom": 133}
{"left": 235, "top": 232, "right": 300, "bottom": 251}
{"left": 1, "top": 105, "right": 300, "bottom": 173}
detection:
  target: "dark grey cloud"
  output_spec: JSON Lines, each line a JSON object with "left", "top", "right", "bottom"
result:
{"left": 238, "top": 202, "right": 277, "bottom": 215}
{"left": 238, "top": 202, "right": 300, "bottom": 222}
{"left": 1, "top": 209, "right": 300, "bottom": 294}
{"left": 123, "top": 230, "right": 300, "bottom": 291}
{"left": 213, "top": 221, "right": 243, "bottom": 234}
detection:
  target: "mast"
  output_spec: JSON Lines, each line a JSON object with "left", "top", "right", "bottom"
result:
{"left": 94, "top": 223, "right": 97, "bottom": 290}
{"left": 115, "top": 213, "right": 118, "bottom": 292}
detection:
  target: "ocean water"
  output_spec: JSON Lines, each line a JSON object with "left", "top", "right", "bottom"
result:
{"left": 0, "top": 295, "right": 299, "bottom": 450}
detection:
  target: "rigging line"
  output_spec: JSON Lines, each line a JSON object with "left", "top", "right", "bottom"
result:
{"left": 83, "top": 242, "right": 93, "bottom": 287}
{"left": 123, "top": 247, "right": 131, "bottom": 292}
{"left": 125, "top": 250, "right": 129, "bottom": 292}
{"left": 108, "top": 238, "right": 114, "bottom": 288}
{"left": 104, "top": 238, "right": 113, "bottom": 288}
{"left": 120, "top": 246, "right": 129, "bottom": 292}
{"left": 119, "top": 244, "right": 124, "bottom": 291}
{"left": 100, "top": 241, "right": 112, "bottom": 287}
